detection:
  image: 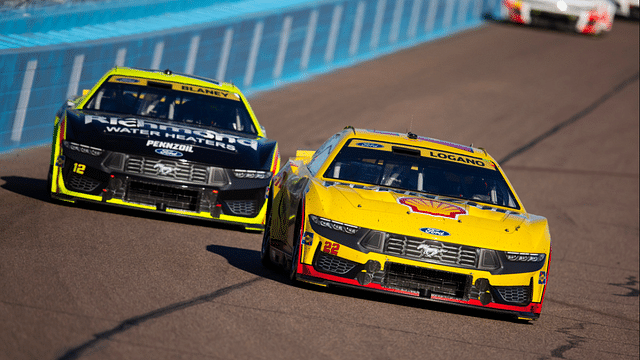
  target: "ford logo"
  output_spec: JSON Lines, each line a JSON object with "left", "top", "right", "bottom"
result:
{"left": 420, "top": 227, "right": 450, "bottom": 236}
{"left": 115, "top": 77, "right": 140, "bottom": 83}
{"left": 155, "top": 148, "right": 183, "bottom": 157}
{"left": 356, "top": 142, "right": 383, "bottom": 148}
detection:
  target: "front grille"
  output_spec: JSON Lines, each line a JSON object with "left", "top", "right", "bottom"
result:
{"left": 383, "top": 262, "right": 470, "bottom": 299}
{"left": 495, "top": 286, "right": 531, "bottom": 305}
{"left": 126, "top": 181, "right": 199, "bottom": 211}
{"left": 531, "top": 11, "right": 578, "bottom": 30}
{"left": 124, "top": 155, "right": 210, "bottom": 184}
{"left": 225, "top": 200, "right": 257, "bottom": 216}
{"left": 217, "top": 188, "right": 266, "bottom": 218}
{"left": 384, "top": 235, "right": 477, "bottom": 268}
{"left": 315, "top": 251, "right": 358, "bottom": 275}
{"left": 66, "top": 173, "right": 101, "bottom": 192}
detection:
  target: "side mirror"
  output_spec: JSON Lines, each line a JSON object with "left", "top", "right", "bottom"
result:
{"left": 260, "top": 125, "right": 267, "bottom": 137}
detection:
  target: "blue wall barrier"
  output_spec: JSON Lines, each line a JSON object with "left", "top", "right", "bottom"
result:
{"left": 0, "top": 0, "right": 502, "bottom": 154}
{"left": 0, "top": 0, "right": 243, "bottom": 37}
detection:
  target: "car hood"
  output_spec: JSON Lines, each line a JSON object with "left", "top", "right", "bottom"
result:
{"left": 309, "top": 180, "right": 546, "bottom": 251}
{"left": 64, "top": 110, "right": 277, "bottom": 170}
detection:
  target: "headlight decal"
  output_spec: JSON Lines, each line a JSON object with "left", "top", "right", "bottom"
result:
{"left": 64, "top": 141, "right": 104, "bottom": 156}
{"left": 495, "top": 251, "right": 547, "bottom": 275}
{"left": 307, "top": 214, "right": 366, "bottom": 252}
{"left": 233, "top": 169, "right": 272, "bottom": 179}
{"left": 505, "top": 252, "right": 545, "bottom": 263}
{"left": 309, "top": 215, "right": 359, "bottom": 235}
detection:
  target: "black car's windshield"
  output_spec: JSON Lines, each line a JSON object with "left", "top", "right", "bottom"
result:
{"left": 323, "top": 139, "right": 520, "bottom": 209}
{"left": 83, "top": 76, "right": 257, "bottom": 135}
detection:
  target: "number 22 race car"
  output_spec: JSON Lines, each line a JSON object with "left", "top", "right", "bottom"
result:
{"left": 262, "top": 127, "right": 551, "bottom": 320}
{"left": 49, "top": 67, "right": 280, "bottom": 230}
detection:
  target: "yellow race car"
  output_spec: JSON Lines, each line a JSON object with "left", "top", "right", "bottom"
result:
{"left": 48, "top": 67, "right": 280, "bottom": 230}
{"left": 262, "top": 127, "right": 550, "bottom": 320}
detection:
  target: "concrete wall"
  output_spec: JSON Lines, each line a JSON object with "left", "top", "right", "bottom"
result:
{"left": 0, "top": 0, "right": 502, "bottom": 153}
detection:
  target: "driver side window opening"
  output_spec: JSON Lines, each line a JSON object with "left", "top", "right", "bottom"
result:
{"left": 307, "top": 133, "right": 343, "bottom": 176}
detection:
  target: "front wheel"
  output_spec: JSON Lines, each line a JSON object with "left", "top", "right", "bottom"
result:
{"left": 288, "top": 211, "right": 303, "bottom": 283}
{"left": 261, "top": 207, "right": 273, "bottom": 268}
{"left": 46, "top": 165, "right": 59, "bottom": 203}
{"left": 288, "top": 239, "right": 299, "bottom": 283}
{"left": 261, "top": 191, "right": 275, "bottom": 268}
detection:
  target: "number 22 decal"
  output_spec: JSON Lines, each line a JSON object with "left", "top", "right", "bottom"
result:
{"left": 322, "top": 241, "right": 340, "bottom": 255}
{"left": 73, "top": 163, "right": 86, "bottom": 174}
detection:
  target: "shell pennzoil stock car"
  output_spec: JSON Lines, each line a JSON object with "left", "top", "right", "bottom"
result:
{"left": 49, "top": 67, "right": 280, "bottom": 230}
{"left": 502, "top": 0, "right": 616, "bottom": 35}
{"left": 262, "top": 127, "right": 551, "bottom": 320}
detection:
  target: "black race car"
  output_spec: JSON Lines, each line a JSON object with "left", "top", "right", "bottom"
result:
{"left": 48, "top": 67, "right": 280, "bottom": 230}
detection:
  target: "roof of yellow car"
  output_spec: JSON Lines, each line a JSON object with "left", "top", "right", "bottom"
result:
{"left": 107, "top": 66, "right": 239, "bottom": 93}
{"left": 347, "top": 128, "right": 492, "bottom": 159}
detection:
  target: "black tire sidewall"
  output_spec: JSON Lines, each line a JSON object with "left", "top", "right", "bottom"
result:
{"left": 261, "top": 206, "right": 272, "bottom": 267}
{"left": 288, "top": 208, "right": 303, "bottom": 282}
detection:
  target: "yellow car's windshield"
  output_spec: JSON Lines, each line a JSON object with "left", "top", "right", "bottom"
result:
{"left": 323, "top": 138, "right": 520, "bottom": 209}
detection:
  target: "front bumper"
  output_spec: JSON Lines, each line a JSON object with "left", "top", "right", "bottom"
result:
{"left": 502, "top": 0, "right": 614, "bottom": 34}
{"left": 615, "top": 0, "right": 640, "bottom": 17}
{"left": 50, "top": 145, "right": 270, "bottom": 229}
{"left": 292, "top": 218, "right": 548, "bottom": 320}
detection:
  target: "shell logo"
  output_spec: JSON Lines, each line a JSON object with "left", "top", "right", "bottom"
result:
{"left": 398, "top": 197, "right": 467, "bottom": 219}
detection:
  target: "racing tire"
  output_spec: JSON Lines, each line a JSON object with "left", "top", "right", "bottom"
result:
{"left": 261, "top": 201, "right": 273, "bottom": 268}
{"left": 289, "top": 239, "right": 300, "bottom": 284}
{"left": 46, "top": 165, "right": 59, "bottom": 204}
{"left": 288, "top": 207, "right": 303, "bottom": 283}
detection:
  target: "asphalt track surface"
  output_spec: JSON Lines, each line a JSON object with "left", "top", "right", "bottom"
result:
{"left": 1, "top": 19, "right": 638, "bottom": 360}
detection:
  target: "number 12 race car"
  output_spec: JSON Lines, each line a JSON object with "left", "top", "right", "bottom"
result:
{"left": 262, "top": 128, "right": 551, "bottom": 320}
{"left": 49, "top": 67, "right": 280, "bottom": 230}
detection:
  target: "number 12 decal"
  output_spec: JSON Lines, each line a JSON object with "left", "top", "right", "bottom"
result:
{"left": 73, "top": 163, "right": 86, "bottom": 174}
{"left": 322, "top": 241, "right": 340, "bottom": 255}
